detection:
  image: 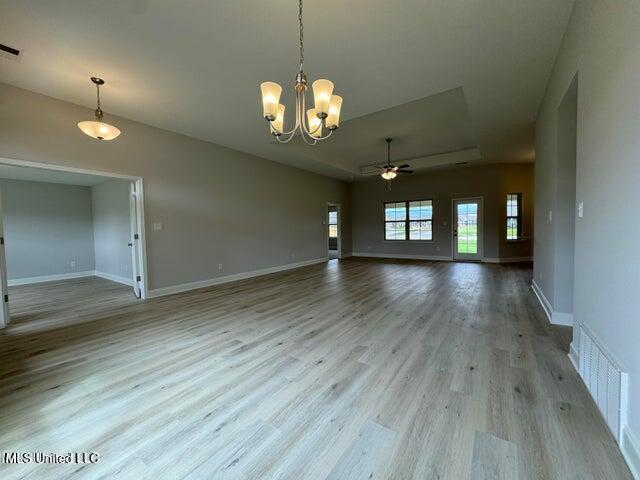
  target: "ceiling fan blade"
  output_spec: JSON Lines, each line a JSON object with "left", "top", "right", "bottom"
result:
{"left": 397, "top": 169, "right": 413, "bottom": 174}
{"left": 396, "top": 164, "right": 410, "bottom": 169}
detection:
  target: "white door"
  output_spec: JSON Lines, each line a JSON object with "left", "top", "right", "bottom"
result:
{"left": 453, "top": 198, "right": 483, "bottom": 261}
{"left": 129, "top": 181, "right": 142, "bottom": 299}
{"left": 0, "top": 187, "right": 10, "bottom": 327}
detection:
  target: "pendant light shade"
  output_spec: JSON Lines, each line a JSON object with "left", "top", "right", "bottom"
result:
{"left": 77, "top": 120, "right": 121, "bottom": 141}
{"left": 78, "top": 77, "right": 121, "bottom": 141}
{"left": 260, "top": 82, "right": 283, "bottom": 120}
{"left": 326, "top": 95, "right": 343, "bottom": 130}
{"left": 312, "top": 79, "right": 334, "bottom": 116}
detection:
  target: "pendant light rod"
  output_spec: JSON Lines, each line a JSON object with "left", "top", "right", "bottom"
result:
{"left": 91, "top": 77, "right": 105, "bottom": 120}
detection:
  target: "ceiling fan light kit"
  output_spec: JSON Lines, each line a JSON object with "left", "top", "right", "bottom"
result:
{"left": 379, "top": 138, "right": 413, "bottom": 181}
{"left": 259, "top": 0, "right": 343, "bottom": 145}
{"left": 77, "top": 77, "right": 121, "bottom": 141}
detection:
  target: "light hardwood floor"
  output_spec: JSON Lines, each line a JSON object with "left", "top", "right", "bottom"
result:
{"left": 0, "top": 259, "right": 632, "bottom": 479}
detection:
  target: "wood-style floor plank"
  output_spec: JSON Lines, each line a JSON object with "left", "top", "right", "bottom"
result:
{"left": 0, "top": 259, "right": 633, "bottom": 479}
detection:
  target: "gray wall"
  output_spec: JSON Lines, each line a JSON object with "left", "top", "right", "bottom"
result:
{"left": 0, "top": 179, "right": 95, "bottom": 280}
{"left": 92, "top": 180, "right": 132, "bottom": 281}
{"left": 534, "top": 0, "right": 640, "bottom": 445}
{"left": 0, "top": 83, "right": 351, "bottom": 291}
{"left": 351, "top": 163, "right": 533, "bottom": 260}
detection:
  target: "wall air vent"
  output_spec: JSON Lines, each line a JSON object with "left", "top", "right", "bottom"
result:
{"left": 0, "top": 42, "right": 22, "bottom": 61}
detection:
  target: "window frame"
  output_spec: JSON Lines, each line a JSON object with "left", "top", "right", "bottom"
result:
{"left": 328, "top": 210, "right": 338, "bottom": 239}
{"left": 384, "top": 199, "right": 434, "bottom": 242}
{"left": 506, "top": 193, "right": 523, "bottom": 241}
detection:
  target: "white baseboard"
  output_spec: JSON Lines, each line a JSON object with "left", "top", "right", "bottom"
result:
{"left": 352, "top": 252, "right": 453, "bottom": 262}
{"left": 483, "top": 256, "right": 533, "bottom": 263}
{"left": 8, "top": 270, "right": 95, "bottom": 286}
{"left": 622, "top": 426, "right": 640, "bottom": 480}
{"left": 149, "top": 257, "right": 328, "bottom": 298}
{"left": 531, "top": 280, "right": 553, "bottom": 322}
{"left": 94, "top": 271, "right": 134, "bottom": 287}
{"left": 531, "top": 280, "right": 574, "bottom": 326}
{"left": 568, "top": 341, "right": 579, "bottom": 372}
{"left": 552, "top": 311, "right": 574, "bottom": 327}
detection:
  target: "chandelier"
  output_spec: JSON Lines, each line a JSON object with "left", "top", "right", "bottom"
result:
{"left": 77, "top": 77, "right": 121, "bottom": 141}
{"left": 259, "top": 0, "right": 343, "bottom": 145}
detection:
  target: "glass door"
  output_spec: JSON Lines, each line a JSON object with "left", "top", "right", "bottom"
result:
{"left": 453, "top": 198, "right": 482, "bottom": 261}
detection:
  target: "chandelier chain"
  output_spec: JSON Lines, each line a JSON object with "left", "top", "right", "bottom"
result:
{"left": 298, "top": 0, "right": 304, "bottom": 72}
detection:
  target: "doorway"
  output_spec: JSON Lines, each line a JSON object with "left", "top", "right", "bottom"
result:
{"left": 327, "top": 203, "right": 341, "bottom": 260}
{"left": 554, "top": 74, "right": 578, "bottom": 327}
{"left": 452, "top": 197, "right": 483, "bottom": 261}
{"left": 0, "top": 158, "right": 147, "bottom": 328}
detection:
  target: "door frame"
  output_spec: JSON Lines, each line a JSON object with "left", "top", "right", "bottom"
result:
{"left": 0, "top": 156, "right": 149, "bottom": 314}
{"left": 451, "top": 196, "right": 484, "bottom": 262}
{"left": 326, "top": 202, "right": 341, "bottom": 258}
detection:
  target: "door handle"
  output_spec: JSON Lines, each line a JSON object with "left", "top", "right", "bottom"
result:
{"left": 128, "top": 243, "right": 133, "bottom": 247}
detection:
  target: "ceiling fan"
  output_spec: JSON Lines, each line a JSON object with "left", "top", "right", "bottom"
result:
{"left": 378, "top": 138, "right": 413, "bottom": 180}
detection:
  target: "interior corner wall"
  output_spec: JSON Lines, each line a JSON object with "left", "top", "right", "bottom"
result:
{"left": 91, "top": 179, "right": 132, "bottom": 283}
{"left": 350, "top": 163, "right": 533, "bottom": 261}
{"left": 0, "top": 178, "right": 95, "bottom": 281}
{"left": 533, "top": 0, "right": 640, "bottom": 454}
{"left": 0, "top": 82, "right": 351, "bottom": 292}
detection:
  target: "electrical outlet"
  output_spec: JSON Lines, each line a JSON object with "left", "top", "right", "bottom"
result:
{"left": 70, "top": 260, "right": 77, "bottom": 268}
{"left": 578, "top": 201, "right": 584, "bottom": 218}
{"left": 153, "top": 222, "right": 162, "bottom": 231}
{"left": 291, "top": 253, "right": 296, "bottom": 259}
{"left": 218, "top": 263, "right": 223, "bottom": 271}
{"left": 548, "top": 210, "right": 553, "bottom": 222}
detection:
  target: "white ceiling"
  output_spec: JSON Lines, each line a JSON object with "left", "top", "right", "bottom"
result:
{"left": 0, "top": 0, "right": 575, "bottom": 180}
{"left": 0, "top": 164, "right": 110, "bottom": 186}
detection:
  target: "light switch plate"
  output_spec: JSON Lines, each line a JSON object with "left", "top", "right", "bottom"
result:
{"left": 578, "top": 202, "right": 584, "bottom": 218}
{"left": 548, "top": 210, "right": 553, "bottom": 222}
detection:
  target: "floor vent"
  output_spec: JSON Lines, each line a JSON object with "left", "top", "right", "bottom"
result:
{"left": 579, "top": 325, "right": 628, "bottom": 443}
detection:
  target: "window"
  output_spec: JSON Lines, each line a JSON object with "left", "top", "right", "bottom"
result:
{"left": 506, "top": 193, "right": 522, "bottom": 240}
{"left": 385, "top": 200, "right": 433, "bottom": 240}
{"left": 328, "top": 210, "right": 338, "bottom": 238}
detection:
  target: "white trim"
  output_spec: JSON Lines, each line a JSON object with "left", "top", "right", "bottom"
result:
{"left": 148, "top": 257, "right": 328, "bottom": 298}
{"left": 352, "top": 252, "right": 453, "bottom": 262}
{"left": 552, "top": 311, "right": 574, "bottom": 327}
{"left": 622, "top": 426, "right": 640, "bottom": 480}
{"left": 568, "top": 341, "right": 580, "bottom": 372}
{"left": 531, "top": 280, "right": 553, "bottom": 322}
{"left": 8, "top": 270, "right": 95, "bottom": 286}
{"left": 94, "top": 271, "right": 134, "bottom": 287}
{"left": 0, "top": 156, "right": 140, "bottom": 181}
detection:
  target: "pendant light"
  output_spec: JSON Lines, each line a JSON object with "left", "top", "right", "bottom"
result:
{"left": 77, "top": 77, "right": 121, "bottom": 141}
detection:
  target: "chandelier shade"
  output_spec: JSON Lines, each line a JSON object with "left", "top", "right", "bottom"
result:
{"left": 78, "top": 77, "right": 121, "bottom": 141}
{"left": 259, "top": 0, "right": 343, "bottom": 145}
{"left": 77, "top": 121, "right": 121, "bottom": 141}
{"left": 326, "top": 95, "right": 343, "bottom": 130}
{"left": 260, "top": 82, "right": 282, "bottom": 120}
{"left": 312, "top": 79, "right": 334, "bottom": 116}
